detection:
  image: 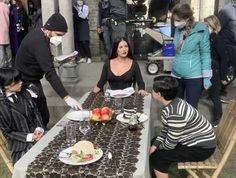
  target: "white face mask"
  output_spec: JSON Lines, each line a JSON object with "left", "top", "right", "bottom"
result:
{"left": 50, "top": 36, "right": 62, "bottom": 46}
{"left": 174, "top": 21, "right": 186, "bottom": 29}
{"left": 77, "top": 0, "right": 83, "bottom": 6}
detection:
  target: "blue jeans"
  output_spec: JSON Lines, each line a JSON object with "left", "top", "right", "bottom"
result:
{"left": 177, "top": 78, "right": 203, "bottom": 108}
{"left": 111, "top": 22, "right": 126, "bottom": 44}
{"left": 102, "top": 26, "right": 112, "bottom": 56}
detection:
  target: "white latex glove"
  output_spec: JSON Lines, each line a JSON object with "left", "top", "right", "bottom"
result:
{"left": 64, "top": 96, "right": 82, "bottom": 110}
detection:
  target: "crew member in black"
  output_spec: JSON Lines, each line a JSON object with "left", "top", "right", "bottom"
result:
{"left": 97, "top": 0, "right": 112, "bottom": 56}
{"left": 15, "top": 13, "right": 82, "bottom": 127}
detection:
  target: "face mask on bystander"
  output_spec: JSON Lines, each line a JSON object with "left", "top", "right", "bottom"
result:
{"left": 174, "top": 21, "right": 186, "bottom": 29}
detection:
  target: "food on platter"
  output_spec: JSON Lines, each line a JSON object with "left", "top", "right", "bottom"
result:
{"left": 123, "top": 106, "right": 136, "bottom": 119}
{"left": 71, "top": 141, "right": 99, "bottom": 162}
{"left": 90, "top": 107, "right": 112, "bottom": 123}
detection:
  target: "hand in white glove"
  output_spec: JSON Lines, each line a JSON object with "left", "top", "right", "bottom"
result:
{"left": 64, "top": 96, "right": 82, "bottom": 110}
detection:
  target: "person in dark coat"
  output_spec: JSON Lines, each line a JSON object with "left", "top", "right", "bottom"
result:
{"left": 204, "top": 15, "right": 228, "bottom": 127}
{"left": 73, "top": 0, "right": 92, "bottom": 64}
{"left": 97, "top": 0, "right": 112, "bottom": 56}
{"left": 15, "top": 13, "right": 82, "bottom": 128}
{"left": 28, "top": 0, "right": 42, "bottom": 31}
{"left": 9, "top": 0, "right": 28, "bottom": 58}
{"left": 0, "top": 68, "right": 44, "bottom": 164}
{"left": 217, "top": 0, "right": 236, "bottom": 98}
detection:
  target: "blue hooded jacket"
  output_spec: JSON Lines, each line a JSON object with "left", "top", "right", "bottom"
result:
{"left": 172, "top": 22, "right": 212, "bottom": 79}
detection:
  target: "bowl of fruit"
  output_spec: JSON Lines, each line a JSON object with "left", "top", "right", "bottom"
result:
{"left": 90, "top": 107, "right": 113, "bottom": 123}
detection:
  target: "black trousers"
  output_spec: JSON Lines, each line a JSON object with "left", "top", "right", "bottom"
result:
{"left": 150, "top": 144, "right": 215, "bottom": 174}
{"left": 76, "top": 40, "right": 91, "bottom": 58}
{"left": 220, "top": 44, "right": 236, "bottom": 95}
{"left": 22, "top": 80, "right": 50, "bottom": 128}
{"left": 210, "top": 69, "right": 222, "bottom": 124}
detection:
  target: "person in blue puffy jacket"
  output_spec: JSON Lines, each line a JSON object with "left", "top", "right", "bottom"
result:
{"left": 171, "top": 3, "right": 212, "bottom": 108}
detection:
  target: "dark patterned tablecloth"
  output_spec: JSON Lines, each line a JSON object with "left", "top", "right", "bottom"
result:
{"left": 26, "top": 92, "right": 145, "bottom": 178}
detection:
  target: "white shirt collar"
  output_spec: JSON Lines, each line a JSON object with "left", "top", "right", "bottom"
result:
{"left": 6, "top": 91, "right": 17, "bottom": 97}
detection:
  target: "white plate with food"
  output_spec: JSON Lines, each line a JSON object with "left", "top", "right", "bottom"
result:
{"left": 116, "top": 113, "right": 148, "bottom": 123}
{"left": 66, "top": 110, "right": 91, "bottom": 121}
{"left": 58, "top": 141, "right": 103, "bottom": 165}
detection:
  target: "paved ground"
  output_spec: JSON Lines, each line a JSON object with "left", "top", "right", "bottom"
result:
{"left": 1, "top": 61, "right": 236, "bottom": 178}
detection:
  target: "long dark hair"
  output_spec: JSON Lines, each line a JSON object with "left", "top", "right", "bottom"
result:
{"left": 109, "top": 37, "right": 134, "bottom": 60}
{"left": 0, "top": 68, "right": 21, "bottom": 91}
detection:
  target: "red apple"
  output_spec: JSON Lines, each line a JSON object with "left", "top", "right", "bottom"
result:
{"left": 91, "top": 113, "right": 101, "bottom": 121}
{"left": 101, "top": 114, "right": 110, "bottom": 120}
{"left": 101, "top": 107, "right": 110, "bottom": 115}
{"left": 92, "top": 108, "right": 101, "bottom": 115}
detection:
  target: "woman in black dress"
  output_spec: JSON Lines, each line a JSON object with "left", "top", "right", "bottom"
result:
{"left": 93, "top": 37, "right": 148, "bottom": 96}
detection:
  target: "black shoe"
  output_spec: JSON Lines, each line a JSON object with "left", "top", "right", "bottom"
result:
{"left": 212, "top": 122, "right": 218, "bottom": 128}
{"left": 220, "top": 96, "right": 232, "bottom": 104}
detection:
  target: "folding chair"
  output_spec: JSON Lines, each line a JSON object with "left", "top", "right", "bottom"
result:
{"left": 178, "top": 100, "right": 236, "bottom": 178}
{"left": 0, "top": 131, "right": 13, "bottom": 173}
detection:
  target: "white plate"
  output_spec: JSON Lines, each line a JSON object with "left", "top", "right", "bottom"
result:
{"left": 116, "top": 113, "right": 148, "bottom": 123}
{"left": 66, "top": 111, "right": 90, "bottom": 121}
{"left": 59, "top": 147, "right": 103, "bottom": 165}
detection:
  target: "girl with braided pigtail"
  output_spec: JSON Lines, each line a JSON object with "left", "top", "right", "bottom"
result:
{"left": 0, "top": 68, "right": 44, "bottom": 164}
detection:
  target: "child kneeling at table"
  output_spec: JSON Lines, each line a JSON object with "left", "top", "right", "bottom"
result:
{"left": 150, "top": 75, "right": 216, "bottom": 178}
{"left": 0, "top": 68, "right": 44, "bottom": 164}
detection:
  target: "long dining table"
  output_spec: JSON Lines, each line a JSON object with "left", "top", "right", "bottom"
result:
{"left": 12, "top": 92, "right": 152, "bottom": 178}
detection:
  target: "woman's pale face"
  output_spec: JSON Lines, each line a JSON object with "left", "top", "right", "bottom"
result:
{"left": 5, "top": 80, "right": 22, "bottom": 92}
{"left": 117, "top": 40, "right": 129, "bottom": 58}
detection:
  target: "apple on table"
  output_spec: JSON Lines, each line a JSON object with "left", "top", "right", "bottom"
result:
{"left": 91, "top": 107, "right": 112, "bottom": 122}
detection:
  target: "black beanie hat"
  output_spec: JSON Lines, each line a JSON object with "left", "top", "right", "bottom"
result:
{"left": 44, "top": 13, "right": 68, "bottom": 32}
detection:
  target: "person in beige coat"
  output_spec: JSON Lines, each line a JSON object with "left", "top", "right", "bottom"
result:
{"left": 0, "top": 0, "right": 12, "bottom": 68}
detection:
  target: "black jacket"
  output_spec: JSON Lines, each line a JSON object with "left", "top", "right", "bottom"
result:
{"left": 210, "top": 33, "right": 228, "bottom": 80}
{"left": 0, "top": 90, "right": 43, "bottom": 152}
{"left": 15, "top": 28, "right": 68, "bottom": 98}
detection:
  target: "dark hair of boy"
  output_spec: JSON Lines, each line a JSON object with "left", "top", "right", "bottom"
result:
{"left": 0, "top": 68, "right": 21, "bottom": 89}
{"left": 153, "top": 75, "right": 178, "bottom": 100}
